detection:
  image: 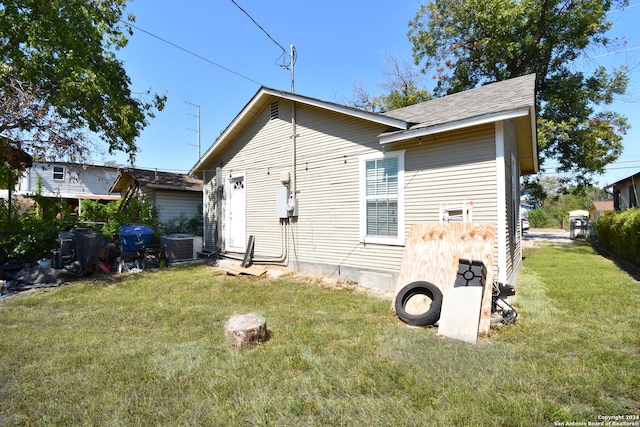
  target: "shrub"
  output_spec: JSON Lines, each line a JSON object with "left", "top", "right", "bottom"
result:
{"left": 527, "top": 208, "right": 552, "bottom": 228}
{"left": 596, "top": 208, "right": 640, "bottom": 265}
{"left": 0, "top": 193, "right": 162, "bottom": 262}
{"left": 0, "top": 179, "right": 79, "bottom": 261}
{"left": 79, "top": 197, "right": 161, "bottom": 243}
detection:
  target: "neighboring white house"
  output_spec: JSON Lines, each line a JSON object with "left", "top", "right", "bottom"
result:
{"left": 606, "top": 171, "right": 640, "bottom": 211}
{"left": 190, "top": 75, "right": 538, "bottom": 291}
{"left": 109, "top": 167, "right": 203, "bottom": 223}
{"left": 14, "top": 162, "right": 121, "bottom": 214}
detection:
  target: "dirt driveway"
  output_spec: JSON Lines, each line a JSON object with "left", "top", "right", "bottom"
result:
{"left": 522, "top": 228, "right": 573, "bottom": 247}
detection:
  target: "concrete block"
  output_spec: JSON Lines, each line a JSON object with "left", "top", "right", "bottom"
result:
{"left": 437, "top": 287, "right": 483, "bottom": 343}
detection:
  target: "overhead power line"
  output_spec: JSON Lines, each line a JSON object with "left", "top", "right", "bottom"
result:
{"left": 124, "top": 20, "right": 264, "bottom": 86}
{"left": 229, "top": 0, "right": 292, "bottom": 70}
{"left": 592, "top": 45, "right": 640, "bottom": 59}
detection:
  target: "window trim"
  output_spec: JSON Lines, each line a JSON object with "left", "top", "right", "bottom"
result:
{"left": 53, "top": 165, "right": 65, "bottom": 181}
{"left": 359, "top": 150, "right": 405, "bottom": 246}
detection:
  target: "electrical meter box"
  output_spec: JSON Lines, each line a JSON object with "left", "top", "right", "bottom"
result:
{"left": 276, "top": 185, "right": 290, "bottom": 219}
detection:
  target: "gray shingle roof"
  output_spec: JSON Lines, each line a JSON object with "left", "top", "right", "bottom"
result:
{"left": 129, "top": 168, "right": 202, "bottom": 191}
{"left": 191, "top": 74, "right": 538, "bottom": 176}
{"left": 111, "top": 168, "right": 202, "bottom": 193}
{"left": 381, "top": 74, "right": 536, "bottom": 130}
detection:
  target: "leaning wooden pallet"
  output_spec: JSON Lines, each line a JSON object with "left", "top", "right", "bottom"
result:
{"left": 393, "top": 222, "right": 495, "bottom": 337}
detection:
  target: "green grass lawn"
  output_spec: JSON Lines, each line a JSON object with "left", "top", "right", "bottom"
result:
{"left": 1, "top": 243, "right": 638, "bottom": 426}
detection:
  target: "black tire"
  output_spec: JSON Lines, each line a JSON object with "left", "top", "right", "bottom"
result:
{"left": 395, "top": 281, "right": 443, "bottom": 326}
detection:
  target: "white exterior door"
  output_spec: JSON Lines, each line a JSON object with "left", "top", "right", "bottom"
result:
{"left": 227, "top": 174, "right": 246, "bottom": 251}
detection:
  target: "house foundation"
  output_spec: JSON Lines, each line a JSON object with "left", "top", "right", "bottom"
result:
{"left": 288, "top": 260, "right": 397, "bottom": 293}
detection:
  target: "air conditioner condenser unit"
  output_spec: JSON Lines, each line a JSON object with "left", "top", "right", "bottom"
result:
{"left": 161, "top": 234, "right": 195, "bottom": 262}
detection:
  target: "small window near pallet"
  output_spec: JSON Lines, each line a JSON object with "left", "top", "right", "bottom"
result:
{"left": 53, "top": 166, "right": 65, "bottom": 180}
{"left": 270, "top": 101, "right": 279, "bottom": 120}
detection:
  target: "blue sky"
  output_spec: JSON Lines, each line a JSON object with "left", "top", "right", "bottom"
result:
{"left": 103, "top": 0, "right": 640, "bottom": 188}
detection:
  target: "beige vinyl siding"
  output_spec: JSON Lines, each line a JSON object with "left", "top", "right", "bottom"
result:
{"left": 404, "top": 125, "right": 500, "bottom": 278}
{"left": 202, "top": 173, "right": 215, "bottom": 250}
{"left": 295, "top": 120, "right": 498, "bottom": 274}
{"left": 403, "top": 125, "right": 498, "bottom": 225}
{"left": 204, "top": 99, "right": 505, "bottom": 280}
{"left": 290, "top": 103, "right": 402, "bottom": 272}
{"left": 216, "top": 101, "right": 295, "bottom": 255}
{"left": 613, "top": 177, "right": 639, "bottom": 210}
{"left": 242, "top": 106, "right": 293, "bottom": 256}
{"left": 209, "top": 100, "right": 404, "bottom": 270}
{"left": 153, "top": 190, "right": 202, "bottom": 223}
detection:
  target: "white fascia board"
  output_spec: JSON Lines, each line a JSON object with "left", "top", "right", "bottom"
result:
{"left": 528, "top": 106, "right": 539, "bottom": 172}
{"left": 189, "top": 88, "right": 409, "bottom": 176}
{"left": 261, "top": 88, "right": 410, "bottom": 129}
{"left": 379, "top": 108, "right": 531, "bottom": 145}
{"left": 190, "top": 90, "right": 267, "bottom": 175}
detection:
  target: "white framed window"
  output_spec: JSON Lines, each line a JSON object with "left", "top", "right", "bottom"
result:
{"left": 359, "top": 150, "right": 405, "bottom": 245}
{"left": 53, "top": 166, "right": 65, "bottom": 181}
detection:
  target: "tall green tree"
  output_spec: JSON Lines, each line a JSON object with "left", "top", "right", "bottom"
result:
{"left": 0, "top": 0, "right": 165, "bottom": 164}
{"left": 408, "top": 0, "right": 630, "bottom": 186}
{"left": 351, "top": 55, "right": 432, "bottom": 112}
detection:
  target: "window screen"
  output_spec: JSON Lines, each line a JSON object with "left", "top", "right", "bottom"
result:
{"left": 365, "top": 157, "right": 398, "bottom": 237}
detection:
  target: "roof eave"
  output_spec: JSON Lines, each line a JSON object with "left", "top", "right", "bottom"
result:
{"left": 260, "top": 88, "right": 410, "bottom": 130}
{"left": 190, "top": 87, "right": 409, "bottom": 176}
{"left": 378, "top": 108, "right": 532, "bottom": 144}
{"left": 145, "top": 183, "right": 202, "bottom": 192}
{"left": 528, "top": 106, "right": 539, "bottom": 174}
{"left": 379, "top": 106, "right": 539, "bottom": 175}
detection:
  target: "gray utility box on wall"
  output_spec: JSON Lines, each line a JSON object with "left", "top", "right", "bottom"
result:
{"left": 276, "top": 185, "right": 290, "bottom": 219}
{"left": 276, "top": 184, "right": 299, "bottom": 218}
{"left": 161, "top": 234, "right": 195, "bottom": 262}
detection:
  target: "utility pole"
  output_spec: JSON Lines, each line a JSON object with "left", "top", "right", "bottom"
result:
{"left": 290, "top": 44, "right": 295, "bottom": 93}
{"left": 290, "top": 45, "right": 297, "bottom": 202}
{"left": 185, "top": 101, "right": 201, "bottom": 159}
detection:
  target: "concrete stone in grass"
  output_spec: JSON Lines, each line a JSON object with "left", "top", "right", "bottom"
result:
{"left": 225, "top": 313, "right": 268, "bottom": 349}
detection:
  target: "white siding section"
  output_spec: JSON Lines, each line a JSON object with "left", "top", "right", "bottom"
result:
{"left": 502, "top": 119, "right": 523, "bottom": 284}
{"left": 17, "top": 163, "right": 118, "bottom": 197}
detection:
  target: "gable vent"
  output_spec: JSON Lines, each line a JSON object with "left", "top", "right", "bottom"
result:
{"left": 270, "top": 101, "right": 279, "bottom": 120}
